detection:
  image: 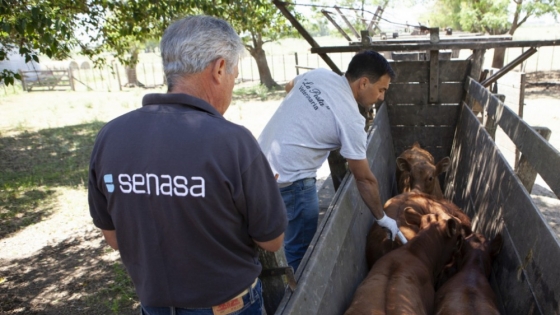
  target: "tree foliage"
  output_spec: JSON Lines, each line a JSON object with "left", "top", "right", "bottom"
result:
{"left": 428, "top": 0, "right": 559, "bottom": 35}
{"left": 0, "top": 0, "right": 298, "bottom": 87}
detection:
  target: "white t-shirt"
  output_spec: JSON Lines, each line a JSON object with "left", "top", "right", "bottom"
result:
{"left": 258, "top": 68, "right": 367, "bottom": 185}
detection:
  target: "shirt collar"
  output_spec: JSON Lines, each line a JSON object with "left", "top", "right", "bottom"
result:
{"left": 142, "top": 93, "right": 223, "bottom": 117}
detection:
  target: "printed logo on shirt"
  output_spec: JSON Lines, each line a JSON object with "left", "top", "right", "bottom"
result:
{"left": 103, "top": 173, "right": 205, "bottom": 197}
{"left": 103, "top": 174, "right": 115, "bottom": 193}
{"left": 298, "top": 79, "right": 330, "bottom": 111}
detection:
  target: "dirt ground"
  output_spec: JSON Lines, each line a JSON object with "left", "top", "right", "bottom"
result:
{"left": 1, "top": 72, "right": 559, "bottom": 314}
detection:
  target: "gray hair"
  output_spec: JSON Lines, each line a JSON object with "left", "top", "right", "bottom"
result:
{"left": 160, "top": 15, "right": 244, "bottom": 88}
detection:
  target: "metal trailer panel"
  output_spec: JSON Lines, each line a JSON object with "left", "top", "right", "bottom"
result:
{"left": 385, "top": 82, "right": 463, "bottom": 105}
{"left": 445, "top": 104, "right": 560, "bottom": 314}
{"left": 387, "top": 104, "right": 460, "bottom": 126}
{"left": 275, "top": 104, "right": 397, "bottom": 315}
{"left": 390, "top": 60, "right": 470, "bottom": 83}
{"left": 465, "top": 77, "right": 560, "bottom": 199}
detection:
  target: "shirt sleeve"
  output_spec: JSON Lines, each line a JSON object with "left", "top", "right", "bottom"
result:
{"left": 338, "top": 113, "right": 367, "bottom": 160}
{"left": 241, "top": 152, "right": 287, "bottom": 243}
{"left": 88, "top": 152, "right": 116, "bottom": 231}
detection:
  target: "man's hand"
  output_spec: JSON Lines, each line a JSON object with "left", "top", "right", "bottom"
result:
{"left": 376, "top": 214, "right": 399, "bottom": 241}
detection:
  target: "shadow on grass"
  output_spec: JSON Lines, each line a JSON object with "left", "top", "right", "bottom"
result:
{"left": 232, "top": 83, "right": 286, "bottom": 102}
{"left": 0, "top": 228, "right": 139, "bottom": 315}
{"left": 0, "top": 121, "right": 106, "bottom": 239}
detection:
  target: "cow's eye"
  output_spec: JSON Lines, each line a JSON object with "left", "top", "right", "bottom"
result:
{"left": 428, "top": 176, "right": 433, "bottom": 182}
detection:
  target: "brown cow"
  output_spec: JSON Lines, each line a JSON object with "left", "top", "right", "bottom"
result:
{"left": 365, "top": 192, "right": 472, "bottom": 269}
{"left": 345, "top": 208, "right": 463, "bottom": 315}
{"left": 396, "top": 141, "right": 450, "bottom": 200}
{"left": 434, "top": 232, "right": 503, "bottom": 315}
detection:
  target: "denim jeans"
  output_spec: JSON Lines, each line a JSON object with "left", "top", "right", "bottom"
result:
{"left": 140, "top": 279, "right": 263, "bottom": 315}
{"left": 280, "top": 177, "right": 319, "bottom": 272}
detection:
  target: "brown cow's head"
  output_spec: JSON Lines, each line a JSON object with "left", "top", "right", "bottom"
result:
{"left": 459, "top": 232, "right": 503, "bottom": 276}
{"left": 404, "top": 207, "right": 464, "bottom": 274}
{"left": 396, "top": 142, "right": 450, "bottom": 198}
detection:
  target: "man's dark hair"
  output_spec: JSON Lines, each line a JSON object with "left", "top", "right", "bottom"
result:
{"left": 345, "top": 50, "right": 395, "bottom": 84}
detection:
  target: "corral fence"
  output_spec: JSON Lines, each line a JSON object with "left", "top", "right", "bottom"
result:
{"left": 3, "top": 45, "right": 559, "bottom": 94}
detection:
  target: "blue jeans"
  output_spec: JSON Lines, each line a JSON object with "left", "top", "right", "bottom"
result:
{"left": 140, "top": 279, "right": 263, "bottom": 315}
{"left": 280, "top": 177, "right": 319, "bottom": 272}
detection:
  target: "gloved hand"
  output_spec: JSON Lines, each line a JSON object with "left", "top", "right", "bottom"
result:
{"left": 376, "top": 213, "right": 400, "bottom": 241}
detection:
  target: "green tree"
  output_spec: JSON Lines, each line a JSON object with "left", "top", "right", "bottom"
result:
{"left": 1, "top": 0, "right": 298, "bottom": 89}
{"left": 427, "top": 0, "right": 560, "bottom": 66}
{"left": 430, "top": 0, "right": 560, "bottom": 34}
{"left": 0, "top": 0, "right": 104, "bottom": 85}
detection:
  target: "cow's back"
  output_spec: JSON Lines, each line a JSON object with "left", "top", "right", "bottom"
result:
{"left": 434, "top": 233, "right": 503, "bottom": 315}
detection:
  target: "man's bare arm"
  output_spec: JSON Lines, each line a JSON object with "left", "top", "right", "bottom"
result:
{"left": 101, "top": 229, "right": 119, "bottom": 250}
{"left": 347, "top": 158, "right": 384, "bottom": 219}
{"left": 285, "top": 79, "right": 295, "bottom": 93}
{"left": 254, "top": 233, "right": 285, "bottom": 252}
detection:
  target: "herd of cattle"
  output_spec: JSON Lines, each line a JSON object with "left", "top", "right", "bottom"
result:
{"left": 344, "top": 142, "right": 504, "bottom": 315}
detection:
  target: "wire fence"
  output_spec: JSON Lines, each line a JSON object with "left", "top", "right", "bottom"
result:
{"left": 3, "top": 45, "right": 559, "bottom": 94}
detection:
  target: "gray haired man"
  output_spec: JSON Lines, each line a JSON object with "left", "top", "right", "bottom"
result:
{"left": 88, "top": 15, "right": 287, "bottom": 315}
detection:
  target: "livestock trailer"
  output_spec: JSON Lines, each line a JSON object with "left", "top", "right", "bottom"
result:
{"left": 257, "top": 2, "right": 560, "bottom": 314}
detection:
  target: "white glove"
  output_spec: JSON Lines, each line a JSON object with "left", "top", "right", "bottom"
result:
{"left": 376, "top": 213, "right": 400, "bottom": 241}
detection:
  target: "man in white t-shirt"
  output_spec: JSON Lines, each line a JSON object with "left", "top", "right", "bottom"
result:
{"left": 258, "top": 50, "right": 398, "bottom": 272}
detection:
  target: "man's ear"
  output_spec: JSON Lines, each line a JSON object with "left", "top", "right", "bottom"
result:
{"left": 211, "top": 58, "right": 227, "bottom": 82}
{"left": 359, "top": 77, "right": 369, "bottom": 89}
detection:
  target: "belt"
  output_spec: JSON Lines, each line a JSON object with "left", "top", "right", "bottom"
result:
{"left": 226, "top": 278, "right": 258, "bottom": 302}
{"left": 211, "top": 278, "right": 258, "bottom": 315}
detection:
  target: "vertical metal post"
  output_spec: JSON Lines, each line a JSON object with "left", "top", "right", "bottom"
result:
{"left": 515, "top": 73, "right": 526, "bottom": 166}
{"left": 429, "top": 27, "right": 440, "bottom": 104}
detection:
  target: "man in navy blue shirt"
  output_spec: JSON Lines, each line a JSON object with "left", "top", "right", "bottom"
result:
{"left": 88, "top": 15, "right": 287, "bottom": 315}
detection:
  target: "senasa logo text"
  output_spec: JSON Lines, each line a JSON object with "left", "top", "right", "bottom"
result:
{"left": 104, "top": 173, "right": 205, "bottom": 197}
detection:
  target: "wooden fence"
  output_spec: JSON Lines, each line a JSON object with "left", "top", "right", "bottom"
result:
{"left": 5, "top": 45, "right": 559, "bottom": 93}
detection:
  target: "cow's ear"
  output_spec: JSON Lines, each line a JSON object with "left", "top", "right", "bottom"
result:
{"left": 436, "top": 157, "right": 451, "bottom": 174}
{"left": 446, "top": 218, "right": 459, "bottom": 238}
{"left": 396, "top": 157, "right": 410, "bottom": 172}
{"left": 491, "top": 233, "right": 503, "bottom": 257}
{"left": 404, "top": 207, "right": 421, "bottom": 226}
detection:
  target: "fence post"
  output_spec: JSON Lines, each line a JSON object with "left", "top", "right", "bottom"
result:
{"left": 239, "top": 57, "right": 244, "bottom": 83}
{"left": 68, "top": 68, "right": 75, "bottom": 91}
{"left": 515, "top": 73, "right": 526, "bottom": 166}
{"left": 283, "top": 54, "right": 286, "bottom": 82}
{"left": 114, "top": 61, "right": 123, "bottom": 91}
{"left": 295, "top": 52, "right": 299, "bottom": 75}
{"left": 515, "top": 127, "right": 552, "bottom": 193}
{"left": 551, "top": 45, "right": 556, "bottom": 71}
{"left": 250, "top": 57, "right": 254, "bottom": 82}
{"left": 18, "top": 70, "right": 27, "bottom": 91}
{"left": 106, "top": 65, "right": 112, "bottom": 91}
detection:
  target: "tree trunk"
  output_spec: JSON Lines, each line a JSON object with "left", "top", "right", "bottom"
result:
{"left": 248, "top": 33, "right": 279, "bottom": 90}
{"left": 125, "top": 49, "right": 142, "bottom": 87}
{"left": 492, "top": 47, "right": 506, "bottom": 69}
